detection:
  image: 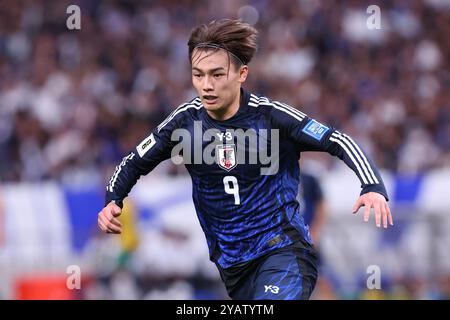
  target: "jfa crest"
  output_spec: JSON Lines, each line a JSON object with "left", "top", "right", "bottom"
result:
{"left": 216, "top": 144, "right": 237, "bottom": 171}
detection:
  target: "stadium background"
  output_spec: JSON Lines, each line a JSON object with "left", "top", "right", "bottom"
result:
{"left": 0, "top": 0, "right": 449, "bottom": 299}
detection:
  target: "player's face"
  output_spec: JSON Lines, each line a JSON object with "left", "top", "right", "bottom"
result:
{"left": 191, "top": 49, "right": 248, "bottom": 119}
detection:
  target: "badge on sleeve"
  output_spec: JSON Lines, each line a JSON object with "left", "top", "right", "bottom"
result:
{"left": 137, "top": 133, "right": 156, "bottom": 157}
{"left": 302, "top": 119, "right": 329, "bottom": 141}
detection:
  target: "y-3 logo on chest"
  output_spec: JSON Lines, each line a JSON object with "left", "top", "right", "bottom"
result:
{"left": 216, "top": 132, "right": 233, "bottom": 141}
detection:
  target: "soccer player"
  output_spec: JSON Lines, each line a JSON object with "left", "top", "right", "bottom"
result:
{"left": 98, "top": 19, "right": 393, "bottom": 300}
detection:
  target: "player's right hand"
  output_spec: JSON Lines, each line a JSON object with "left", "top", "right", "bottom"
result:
{"left": 98, "top": 201, "right": 123, "bottom": 234}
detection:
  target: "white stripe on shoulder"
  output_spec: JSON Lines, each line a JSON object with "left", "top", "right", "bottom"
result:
{"left": 259, "top": 101, "right": 305, "bottom": 123}
{"left": 161, "top": 100, "right": 197, "bottom": 125}
{"left": 190, "top": 98, "right": 202, "bottom": 106}
{"left": 250, "top": 94, "right": 259, "bottom": 101}
{"left": 272, "top": 101, "right": 306, "bottom": 119}
{"left": 249, "top": 95, "right": 259, "bottom": 107}
{"left": 157, "top": 99, "right": 203, "bottom": 133}
{"left": 259, "top": 96, "right": 270, "bottom": 104}
{"left": 276, "top": 101, "right": 307, "bottom": 118}
{"left": 247, "top": 95, "right": 306, "bottom": 122}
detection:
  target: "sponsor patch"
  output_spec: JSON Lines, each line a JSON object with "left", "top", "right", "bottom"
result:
{"left": 302, "top": 119, "right": 329, "bottom": 141}
{"left": 137, "top": 133, "right": 156, "bottom": 157}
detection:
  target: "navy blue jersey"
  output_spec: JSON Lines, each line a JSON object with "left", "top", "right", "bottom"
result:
{"left": 105, "top": 88, "right": 388, "bottom": 268}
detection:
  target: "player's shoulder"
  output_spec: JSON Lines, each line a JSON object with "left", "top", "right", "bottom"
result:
{"left": 156, "top": 97, "right": 203, "bottom": 132}
{"left": 247, "top": 92, "right": 307, "bottom": 122}
{"left": 247, "top": 92, "right": 272, "bottom": 109}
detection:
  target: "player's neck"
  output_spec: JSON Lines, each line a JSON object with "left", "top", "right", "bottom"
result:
{"left": 207, "top": 90, "right": 241, "bottom": 121}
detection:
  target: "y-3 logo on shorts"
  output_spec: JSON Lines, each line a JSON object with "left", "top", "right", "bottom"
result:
{"left": 264, "top": 285, "right": 279, "bottom": 294}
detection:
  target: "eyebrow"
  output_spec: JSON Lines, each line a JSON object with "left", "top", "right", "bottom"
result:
{"left": 192, "top": 67, "right": 226, "bottom": 73}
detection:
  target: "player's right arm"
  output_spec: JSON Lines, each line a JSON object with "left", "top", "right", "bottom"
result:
{"left": 104, "top": 127, "right": 174, "bottom": 208}
{"left": 98, "top": 104, "right": 187, "bottom": 233}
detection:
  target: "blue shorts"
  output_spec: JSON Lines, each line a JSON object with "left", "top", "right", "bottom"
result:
{"left": 215, "top": 241, "right": 318, "bottom": 300}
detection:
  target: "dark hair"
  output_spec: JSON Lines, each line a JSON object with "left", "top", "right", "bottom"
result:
{"left": 187, "top": 19, "right": 258, "bottom": 68}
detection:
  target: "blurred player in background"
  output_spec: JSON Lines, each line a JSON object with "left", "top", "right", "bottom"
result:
{"left": 98, "top": 19, "right": 393, "bottom": 300}
{"left": 298, "top": 171, "right": 327, "bottom": 245}
{"left": 298, "top": 168, "right": 339, "bottom": 299}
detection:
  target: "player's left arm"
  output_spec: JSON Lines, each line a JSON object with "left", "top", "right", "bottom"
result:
{"left": 269, "top": 103, "right": 393, "bottom": 228}
{"left": 296, "top": 117, "right": 393, "bottom": 228}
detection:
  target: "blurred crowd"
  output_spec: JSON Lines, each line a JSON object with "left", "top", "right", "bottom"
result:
{"left": 0, "top": 0, "right": 449, "bottom": 185}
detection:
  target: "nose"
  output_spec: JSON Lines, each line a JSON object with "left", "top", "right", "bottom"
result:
{"left": 202, "top": 75, "right": 214, "bottom": 92}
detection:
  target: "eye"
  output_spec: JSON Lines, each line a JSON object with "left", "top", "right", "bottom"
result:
{"left": 214, "top": 74, "right": 225, "bottom": 78}
{"left": 193, "top": 74, "right": 203, "bottom": 78}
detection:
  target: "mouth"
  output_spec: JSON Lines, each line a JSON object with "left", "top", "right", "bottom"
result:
{"left": 203, "top": 95, "right": 218, "bottom": 105}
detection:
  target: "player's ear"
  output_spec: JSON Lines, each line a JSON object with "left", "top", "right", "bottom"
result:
{"left": 238, "top": 65, "right": 248, "bottom": 83}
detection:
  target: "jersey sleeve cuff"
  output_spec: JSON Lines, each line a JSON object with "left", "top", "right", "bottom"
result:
{"left": 104, "top": 196, "right": 124, "bottom": 209}
{"left": 360, "top": 184, "right": 389, "bottom": 202}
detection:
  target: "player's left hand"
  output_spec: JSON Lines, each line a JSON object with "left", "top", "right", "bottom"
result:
{"left": 352, "top": 192, "right": 393, "bottom": 228}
